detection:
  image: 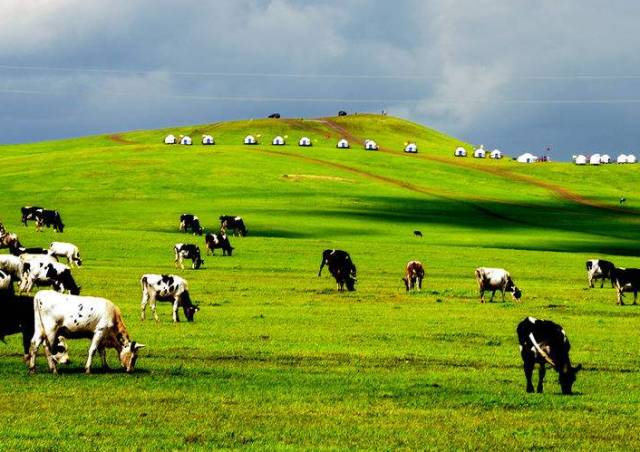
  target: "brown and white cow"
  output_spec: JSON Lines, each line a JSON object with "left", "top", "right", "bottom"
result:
{"left": 402, "top": 261, "right": 425, "bottom": 291}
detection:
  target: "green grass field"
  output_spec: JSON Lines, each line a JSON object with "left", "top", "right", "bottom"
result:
{"left": 1, "top": 114, "right": 639, "bottom": 450}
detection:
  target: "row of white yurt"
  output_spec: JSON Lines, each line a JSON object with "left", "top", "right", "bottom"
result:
{"left": 164, "top": 134, "right": 214, "bottom": 145}
{"left": 617, "top": 154, "right": 637, "bottom": 163}
{"left": 454, "top": 146, "right": 502, "bottom": 159}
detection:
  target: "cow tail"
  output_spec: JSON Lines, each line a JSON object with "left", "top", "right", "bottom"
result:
{"left": 33, "top": 294, "right": 54, "bottom": 353}
{"left": 474, "top": 269, "right": 482, "bottom": 287}
{"left": 586, "top": 261, "right": 592, "bottom": 271}
{"left": 318, "top": 258, "right": 326, "bottom": 277}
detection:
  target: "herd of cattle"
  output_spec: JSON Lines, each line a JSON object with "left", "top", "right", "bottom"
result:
{"left": 0, "top": 208, "right": 636, "bottom": 394}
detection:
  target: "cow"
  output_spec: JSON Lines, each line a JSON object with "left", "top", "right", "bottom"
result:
{"left": 28, "top": 290, "right": 144, "bottom": 374}
{"left": 0, "top": 269, "right": 11, "bottom": 291}
{"left": 403, "top": 261, "right": 425, "bottom": 292}
{"left": 219, "top": 215, "right": 247, "bottom": 237}
{"left": 475, "top": 267, "right": 521, "bottom": 303}
{"left": 611, "top": 267, "right": 640, "bottom": 305}
{"left": 10, "top": 244, "right": 50, "bottom": 257}
{"left": 48, "top": 241, "right": 82, "bottom": 267}
{"left": 586, "top": 259, "right": 615, "bottom": 288}
{"left": 0, "top": 254, "right": 24, "bottom": 279}
{"left": 35, "top": 209, "right": 64, "bottom": 233}
{"left": 179, "top": 214, "right": 203, "bottom": 236}
{"left": 0, "top": 232, "right": 20, "bottom": 250}
{"left": 21, "top": 206, "right": 43, "bottom": 226}
{"left": 140, "top": 274, "right": 199, "bottom": 322}
{"left": 413, "top": 230, "right": 423, "bottom": 238}
{"left": 20, "top": 260, "right": 80, "bottom": 295}
{"left": 204, "top": 232, "right": 233, "bottom": 256}
{"left": 517, "top": 316, "right": 582, "bottom": 394}
{"left": 174, "top": 243, "right": 204, "bottom": 269}
{"left": 318, "top": 249, "right": 357, "bottom": 291}
{"left": 268, "top": 113, "right": 281, "bottom": 119}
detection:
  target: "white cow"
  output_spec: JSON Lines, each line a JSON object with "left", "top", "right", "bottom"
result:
{"left": 48, "top": 242, "right": 82, "bottom": 267}
{"left": 28, "top": 290, "right": 145, "bottom": 374}
{"left": 0, "top": 254, "right": 23, "bottom": 278}
{"left": 0, "top": 269, "right": 11, "bottom": 290}
{"left": 475, "top": 267, "right": 522, "bottom": 303}
{"left": 140, "top": 274, "right": 198, "bottom": 322}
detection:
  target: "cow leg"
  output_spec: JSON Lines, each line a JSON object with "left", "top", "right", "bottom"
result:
{"left": 634, "top": 290, "right": 638, "bottom": 305}
{"left": 151, "top": 297, "right": 159, "bottom": 322}
{"left": 479, "top": 288, "right": 485, "bottom": 303}
{"left": 600, "top": 277, "right": 605, "bottom": 289}
{"left": 172, "top": 297, "right": 180, "bottom": 322}
{"left": 536, "top": 365, "right": 546, "bottom": 393}
{"left": 141, "top": 291, "right": 149, "bottom": 321}
{"left": 588, "top": 273, "right": 594, "bottom": 288}
{"left": 617, "top": 289, "right": 624, "bottom": 306}
{"left": 523, "top": 356, "right": 535, "bottom": 393}
{"left": 418, "top": 277, "right": 422, "bottom": 291}
{"left": 99, "top": 347, "right": 109, "bottom": 370}
{"left": 85, "top": 329, "right": 105, "bottom": 374}
{"left": 489, "top": 290, "right": 496, "bottom": 303}
{"left": 28, "top": 335, "right": 45, "bottom": 373}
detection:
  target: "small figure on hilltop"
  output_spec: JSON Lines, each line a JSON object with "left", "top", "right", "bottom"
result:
{"left": 620, "top": 197, "right": 626, "bottom": 206}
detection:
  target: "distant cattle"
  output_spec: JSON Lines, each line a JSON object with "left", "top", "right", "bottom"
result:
{"left": 338, "top": 110, "right": 347, "bottom": 116}
{"left": 35, "top": 209, "right": 64, "bottom": 233}
{"left": 413, "top": 230, "right": 423, "bottom": 238}
{"left": 204, "top": 232, "right": 233, "bottom": 256}
{"left": 48, "top": 242, "right": 82, "bottom": 267}
{"left": 21, "top": 206, "right": 43, "bottom": 226}
{"left": 403, "top": 261, "right": 425, "bottom": 292}
{"left": 611, "top": 267, "right": 640, "bottom": 305}
{"left": 179, "top": 214, "right": 203, "bottom": 236}
{"left": 517, "top": 316, "right": 582, "bottom": 394}
{"left": 28, "top": 290, "right": 144, "bottom": 374}
{"left": 20, "top": 260, "right": 80, "bottom": 295}
{"left": 174, "top": 243, "right": 204, "bottom": 269}
{"left": 475, "top": 267, "right": 521, "bottom": 303}
{"left": 140, "top": 274, "right": 199, "bottom": 322}
{"left": 586, "top": 259, "right": 615, "bottom": 288}
{"left": 219, "top": 215, "right": 247, "bottom": 236}
{"left": 268, "top": 113, "right": 281, "bottom": 119}
{"left": 318, "top": 249, "right": 357, "bottom": 291}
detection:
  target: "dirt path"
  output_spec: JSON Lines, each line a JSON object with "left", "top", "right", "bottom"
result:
{"left": 108, "top": 134, "right": 137, "bottom": 145}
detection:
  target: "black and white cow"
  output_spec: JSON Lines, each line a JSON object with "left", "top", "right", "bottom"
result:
{"left": 140, "top": 274, "right": 199, "bottom": 322}
{"left": 586, "top": 259, "right": 615, "bottom": 288}
{"left": 20, "top": 260, "right": 80, "bottom": 295}
{"left": 475, "top": 267, "right": 521, "bottom": 303}
{"left": 318, "top": 249, "right": 357, "bottom": 291}
{"left": 174, "top": 243, "right": 204, "bottom": 269}
{"left": 204, "top": 232, "right": 234, "bottom": 256}
{"left": 35, "top": 209, "right": 64, "bottom": 233}
{"left": 21, "top": 206, "right": 43, "bottom": 226}
{"left": 179, "top": 214, "right": 203, "bottom": 236}
{"left": 10, "top": 244, "right": 50, "bottom": 257}
{"left": 219, "top": 215, "right": 247, "bottom": 236}
{"left": 517, "top": 316, "right": 582, "bottom": 394}
{"left": 611, "top": 267, "right": 640, "bottom": 305}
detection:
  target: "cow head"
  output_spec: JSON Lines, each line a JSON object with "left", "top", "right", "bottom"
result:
{"left": 184, "top": 304, "right": 199, "bottom": 322}
{"left": 559, "top": 363, "right": 582, "bottom": 395}
{"left": 119, "top": 341, "right": 146, "bottom": 373}
{"left": 345, "top": 275, "right": 356, "bottom": 291}
{"left": 193, "top": 255, "right": 203, "bottom": 269}
{"left": 511, "top": 286, "right": 522, "bottom": 301}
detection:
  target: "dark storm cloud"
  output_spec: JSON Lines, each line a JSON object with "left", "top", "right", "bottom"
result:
{"left": 1, "top": 1, "right": 639, "bottom": 159}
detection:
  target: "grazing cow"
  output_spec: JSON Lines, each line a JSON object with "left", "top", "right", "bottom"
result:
{"left": 28, "top": 290, "right": 144, "bottom": 374}
{"left": 318, "top": 249, "right": 357, "bottom": 291}
{"left": 268, "top": 113, "right": 281, "bottom": 119}
{"left": 403, "top": 261, "right": 425, "bottom": 292}
{"left": 0, "top": 232, "right": 20, "bottom": 250}
{"left": 413, "top": 230, "right": 423, "bottom": 238}
{"left": 48, "top": 242, "right": 82, "bottom": 267}
{"left": 140, "top": 274, "right": 199, "bottom": 322}
{"left": 174, "top": 243, "right": 204, "bottom": 269}
{"left": 0, "top": 254, "right": 24, "bottom": 279}
{"left": 611, "top": 267, "right": 640, "bottom": 305}
{"left": 21, "top": 206, "right": 43, "bottom": 226}
{"left": 35, "top": 209, "right": 64, "bottom": 233}
{"left": 586, "top": 259, "right": 615, "bottom": 288}
{"left": 204, "top": 232, "right": 234, "bottom": 256}
{"left": 517, "top": 316, "right": 582, "bottom": 394}
{"left": 219, "top": 215, "right": 247, "bottom": 236}
{"left": 20, "top": 260, "right": 80, "bottom": 295}
{"left": 475, "top": 267, "right": 522, "bottom": 303}
{"left": 179, "top": 214, "right": 203, "bottom": 236}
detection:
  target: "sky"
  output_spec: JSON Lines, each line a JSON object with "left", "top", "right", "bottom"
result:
{"left": 1, "top": 0, "right": 640, "bottom": 160}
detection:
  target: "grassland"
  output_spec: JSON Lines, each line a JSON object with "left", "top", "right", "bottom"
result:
{"left": 0, "top": 114, "right": 639, "bottom": 450}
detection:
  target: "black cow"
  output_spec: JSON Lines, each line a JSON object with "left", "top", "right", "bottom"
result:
{"left": 338, "top": 110, "right": 347, "bottom": 116}
{"left": 517, "top": 317, "right": 582, "bottom": 395}
{"left": 611, "top": 267, "right": 640, "bottom": 305}
{"left": 179, "top": 214, "right": 203, "bottom": 236}
{"left": 35, "top": 209, "right": 64, "bottom": 233}
{"left": 21, "top": 206, "right": 43, "bottom": 226}
{"left": 268, "top": 113, "right": 281, "bottom": 119}
{"left": 205, "top": 232, "right": 233, "bottom": 256}
{"left": 219, "top": 215, "right": 247, "bottom": 236}
{"left": 586, "top": 259, "right": 615, "bottom": 288}
{"left": 318, "top": 249, "right": 357, "bottom": 291}
{"left": 174, "top": 243, "right": 204, "bottom": 269}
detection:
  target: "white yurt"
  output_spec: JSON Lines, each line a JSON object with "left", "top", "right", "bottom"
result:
{"left": 202, "top": 135, "right": 214, "bottom": 145}
{"left": 164, "top": 134, "right": 176, "bottom": 144}
{"left": 517, "top": 153, "right": 538, "bottom": 163}
{"left": 298, "top": 137, "right": 312, "bottom": 147}
{"left": 404, "top": 143, "right": 418, "bottom": 153}
{"left": 337, "top": 138, "right": 350, "bottom": 149}
{"left": 244, "top": 135, "right": 257, "bottom": 145}
{"left": 180, "top": 136, "right": 192, "bottom": 145}
{"left": 628, "top": 154, "right": 637, "bottom": 163}
{"left": 589, "top": 154, "right": 601, "bottom": 165}
{"left": 490, "top": 149, "right": 502, "bottom": 159}
{"left": 617, "top": 154, "right": 628, "bottom": 164}
{"left": 272, "top": 136, "right": 285, "bottom": 145}
{"left": 454, "top": 147, "right": 467, "bottom": 157}
{"left": 364, "top": 140, "right": 378, "bottom": 150}
{"left": 600, "top": 154, "right": 611, "bottom": 164}
{"left": 574, "top": 154, "right": 587, "bottom": 165}
{"left": 474, "top": 145, "right": 486, "bottom": 158}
